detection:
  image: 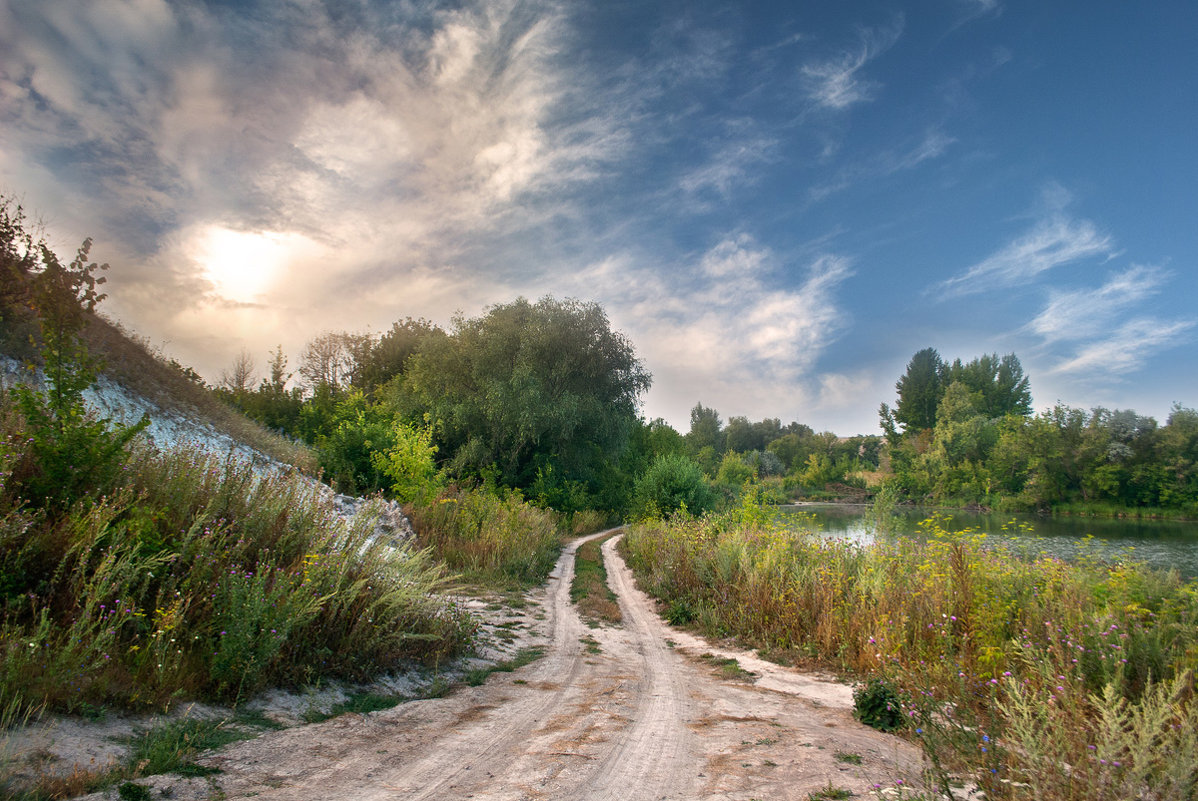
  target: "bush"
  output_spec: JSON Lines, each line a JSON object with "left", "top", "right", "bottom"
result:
{"left": 632, "top": 454, "right": 715, "bottom": 519}
{"left": 372, "top": 419, "right": 440, "bottom": 503}
{"left": 621, "top": 509, "right": 1198, "bottom": 799}
{"left": 7, "top": 235, "right": 148, "bottom": 511}
{"left": 853, "top": 678, "right": 905, "bottom": 732}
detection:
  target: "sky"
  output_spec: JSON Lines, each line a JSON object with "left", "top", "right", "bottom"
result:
{"left": 2, "top": 0, "right": 1196, "bottom": 435}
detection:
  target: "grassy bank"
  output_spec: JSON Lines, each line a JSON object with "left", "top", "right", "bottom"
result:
{"left": 0, "top": 397, "right": 473, "bottom": 718}
{"left": 622, "top": 508, "right": 1198, "bottom": 800}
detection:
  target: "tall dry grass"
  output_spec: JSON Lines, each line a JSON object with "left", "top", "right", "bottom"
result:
{"left": 0, "top": 406, "right": 473, "bottom": 715}
{"left": 622, "top": 507, "right": 1198, "bottom": 799}
{"left": 407, "top": 486, "right": 566, "bottom": 587}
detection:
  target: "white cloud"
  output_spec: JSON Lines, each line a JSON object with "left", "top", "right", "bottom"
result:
{"left": 1, "top": 0, "right": 658, "bottom": 377}
{"left": 808, "top": 127, "right": 954, "bottom": 202}
{"left": 558, "top": 237, "right": 854, "bottom": 427}
{"left": 677, "top": 131, "right": 776, "bottom": 200}
{"left": 935, "top": 214, "right": 1116, "bottom": 297}
{"left": 800, "top": 18, "right": 904, "bottom": 110}
{"left": 956, "top": 0, "right": 1002, "bottom": 22}
{"left": 1026, "top": 264, "right": 1170, "bottom": 342}
{"left": 1049, "top": 319, "right": 1195, "bottom": 376}
{"left": 1020, "top": 263, "right": 1195, "bottom": 379}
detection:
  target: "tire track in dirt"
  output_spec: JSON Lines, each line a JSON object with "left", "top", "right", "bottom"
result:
{"left": 583, "top": 533, "right": 697, "bottom": 800}
{"left": 96, "top": 528, "right": 926, "bottom": 801}
{"left": 327, "top": 528, "right": 615, "bottom": 801}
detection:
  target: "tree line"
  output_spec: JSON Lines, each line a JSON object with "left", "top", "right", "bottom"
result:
{"left": 214, "top": 311, "right": 888, "bottom": 517}
{"left": 880, "top": 347, "right": 1198, "bottom": 513}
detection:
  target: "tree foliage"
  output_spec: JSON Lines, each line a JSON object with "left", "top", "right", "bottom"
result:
{"left": 402, "top": 297, "right": 651, "bottom": 496}
{"left": 372, "top": 420, "right": 440, "bottom": 504}
{"left": 881, "top": 347, "right": 1198, "bottom": 512}
{"left": 892, "top": 347, "right": 945, "bottom": 432}
{"left": 632, "top": 454, "right": 715, "bottom": 518}
{"left": 889, "top": 348, "right": 1032, "bottom": 436}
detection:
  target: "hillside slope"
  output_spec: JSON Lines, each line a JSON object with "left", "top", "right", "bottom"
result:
{"left": 1, "top": 307, "right": 315, "bottom": 472}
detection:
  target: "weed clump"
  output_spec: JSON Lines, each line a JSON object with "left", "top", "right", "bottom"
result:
{"left": 853, "top": 677, "right": 904, "bottom": 732}
{"left": 407, "top": 486, "right": 564, "bottom": 587}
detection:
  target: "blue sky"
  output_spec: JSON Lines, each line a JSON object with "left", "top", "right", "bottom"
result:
{"left": 2, "top": 0, "right": 1195, "bottom": 434}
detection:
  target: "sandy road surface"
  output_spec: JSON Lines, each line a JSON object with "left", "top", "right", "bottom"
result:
{"left": 97, "top": 530, "right": 925, "bottom": 800}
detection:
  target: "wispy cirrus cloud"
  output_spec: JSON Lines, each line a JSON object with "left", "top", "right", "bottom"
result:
{"left": 957, "top": 0, "right": 1002, "bottom": 21}
{"left": 1023, "top": 264, "right": 1195, "bottom": 377}
{"left": 1049, "top": 318, "right": 1196, "bottom": 376}
{"left": 1025, "top": 264, "right": 1170, "bottom": 342}
{"left": 934, "top": 214, "right": 1116, "bottom": 298}
{"left": 808, "top": 127, "right": 954, "bottom": 202}
{"left": 800, "top": 17, "right": 904, "bottom": 110}
{"left": 0, "top": 0, "right": 654, "bottom": 377}
{"left": 677, "top": 127, "right": 777, "bottom": 203}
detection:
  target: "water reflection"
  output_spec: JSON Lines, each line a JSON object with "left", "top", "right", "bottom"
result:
{"left": 778, "top": 504, "right": 1198, "bottom": 580}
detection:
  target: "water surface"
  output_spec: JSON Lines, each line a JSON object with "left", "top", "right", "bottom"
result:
{"left": 778, "top": 503, "right": 1198, "bottom": 580}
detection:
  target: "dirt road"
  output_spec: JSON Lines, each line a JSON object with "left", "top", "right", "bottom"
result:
{"left": 125, "top": 530, "right": 925, "bottom": 800}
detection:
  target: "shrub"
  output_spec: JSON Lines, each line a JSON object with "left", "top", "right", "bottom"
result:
{"left": 7, "top": 235, "right": 148, "bottom": 511}
{"left": 621, "top": 507, "right": 1198, "bottom": 799}
{"left": 853, "top": 677, "right": 905, "bottom": 732}
{"left": 0, "top": 435, "right": 473, "bottom": 712}
{"left": 632, "top": 454, "right": 714, "bottom": 519}
{"left": 372, "top": 419, "right": 440, "bottom": 504}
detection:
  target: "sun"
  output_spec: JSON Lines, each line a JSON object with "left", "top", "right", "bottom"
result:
{"left": 196, "top": 227, "right": 290, "bottom": 303}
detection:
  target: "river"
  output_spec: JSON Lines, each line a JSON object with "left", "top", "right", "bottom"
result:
{"left": 779, "top": 503, "right": 1198, "bottom": 580}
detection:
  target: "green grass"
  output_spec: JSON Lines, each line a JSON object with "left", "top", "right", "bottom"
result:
{"left": 570, "top": 534, "right": 621, "bottom": 625}
{"left": 125, "top": 717, "right": 249, "bottom": 778}
{"left": 302, "top": 691, "right": 409, "bottom": 723}
{"left": 6, "top": 713, "right": 270, "bottom": 800}
{"left": 460, "top": 646, "right": 548, "bottom": 687}
{"left": 699, "top": 653, "right": 757, "bottom": 682}
{"left": 808, "top": 783, "right": 853, "bottom": 800}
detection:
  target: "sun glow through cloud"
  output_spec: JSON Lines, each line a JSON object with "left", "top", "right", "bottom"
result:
{"left": 195, "top": 227, "right": 297, "bottom": 304}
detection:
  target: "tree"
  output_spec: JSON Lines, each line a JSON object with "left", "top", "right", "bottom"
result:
{"left": 298, "top": 332, "right": 358, "bottom": 394}
{"left": 715, "top": 451, "right": 755, "bottom": 489}
{"left": 892, "top": 348, "right": 945, "bottom": 432}
{"left": 372, "top": 420, "right": 440, "bottom": 504}
{"left": 402, "top": 296, "right": 651, "bottom": 494}
{"left": 724, "top": 416, "right": 763, "bottom": 454}
{"left": 944, "top": 353, "right": 1032, "bottom": 419}
{"left": 767, "top": 431, "right": 815, "bottom": 471}
{"left": 0, "top": 195, "right": 37, "bottom": 322}
{"left": 220, "top": 348, "right": 257, "bottom": 395}
{"left": 8, "top": 235, "right": 147, "bottom": 510}
{"left": 360, "top": 317, "right": 444, "bottom": 393}
{"left": 266, "top": 344, "right": 290, "bottom": 392}
{"left": 686, "top": 403, "right": 723, "bottom": 455}
{"left": 312, "top": 390, "right": 396, "bottom": 494}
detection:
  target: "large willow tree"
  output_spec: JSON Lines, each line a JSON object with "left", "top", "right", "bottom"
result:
{"left": 402, "top": 297, "right": 651, "bottom": 496}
